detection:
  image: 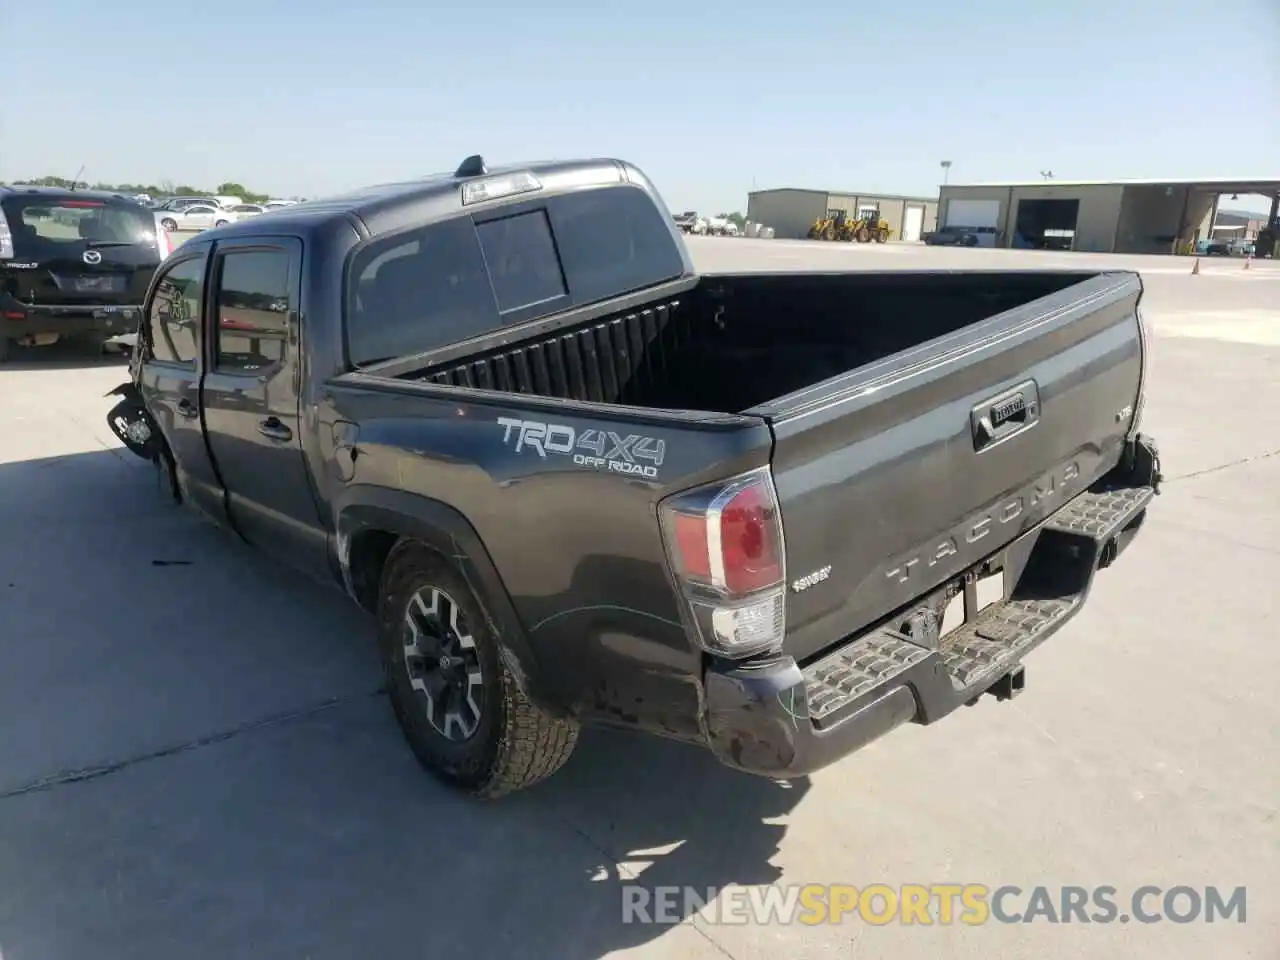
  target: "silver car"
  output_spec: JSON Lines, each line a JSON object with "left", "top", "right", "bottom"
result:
{"left": 156, "top": 203, "right": 238, "bottom": 232}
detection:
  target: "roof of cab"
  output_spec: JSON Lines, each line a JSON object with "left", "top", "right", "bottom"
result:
{"left": 206, "top": 157, "right": 637, "bottom": 242}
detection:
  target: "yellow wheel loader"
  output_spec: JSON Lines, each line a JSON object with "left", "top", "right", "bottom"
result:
{"left": 852, "top": 212, "right": 892, "bottom": 243}
{"left": 807, "top": 210, "right": 859, "bottom": 242}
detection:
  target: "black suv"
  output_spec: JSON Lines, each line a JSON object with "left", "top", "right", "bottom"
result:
{"left": 0, "top": 186, "right": 170, "bottom": 361}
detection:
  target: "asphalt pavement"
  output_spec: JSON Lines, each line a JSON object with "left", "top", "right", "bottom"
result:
{"left": 0, "top": 242, "right": 1276, "bottom": 959}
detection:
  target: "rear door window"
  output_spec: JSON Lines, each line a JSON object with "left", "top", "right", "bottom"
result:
{"left": 214, "top": 249, "right": 292, "bottom": 374}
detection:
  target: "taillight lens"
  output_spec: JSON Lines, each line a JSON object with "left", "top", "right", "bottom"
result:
{"left": 660, "top": 468, "right": 787, "bottom": 659}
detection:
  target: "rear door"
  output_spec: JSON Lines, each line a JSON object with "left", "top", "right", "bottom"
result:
{"left": 758, "top": 273, "right": 1146, "bottom": 661}
{"left": 137, "top": 242, "right": 224, "bottom": 520}
{"left": 199, "top": 236, "right": 331, "bottom": 582}
{"left": 0, "top": 195, "right": 161, "bottom": 307}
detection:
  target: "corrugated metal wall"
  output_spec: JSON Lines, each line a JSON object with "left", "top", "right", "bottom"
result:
{"left": 746, "top": 190, "right": 829, "bottom": 240}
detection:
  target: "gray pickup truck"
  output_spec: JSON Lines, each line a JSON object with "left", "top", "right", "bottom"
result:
{"left": 107, "top": 155, "right": 1161, "bottom": 798}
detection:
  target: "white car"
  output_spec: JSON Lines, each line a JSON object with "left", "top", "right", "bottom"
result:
{"left": 264, "top": 199, "right": 299, "bottom": 209}
{"left": 229, "top": 203, "right": 267, "bottom": 217}
{"left": 156, "top": 203, "right": 237, "bottom": 232}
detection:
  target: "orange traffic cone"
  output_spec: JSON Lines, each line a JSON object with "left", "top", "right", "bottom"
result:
{"left": 1191, "top": 257, "right": 1200, "bottom": 275}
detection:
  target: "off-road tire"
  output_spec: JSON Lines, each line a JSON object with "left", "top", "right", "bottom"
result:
{"left": 378, "top": 540, "right": 578, "bottom": 798}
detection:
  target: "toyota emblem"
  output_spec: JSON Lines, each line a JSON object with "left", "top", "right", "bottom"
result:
{"left": 82, "top": 250, "right": 103, "bottom": 265}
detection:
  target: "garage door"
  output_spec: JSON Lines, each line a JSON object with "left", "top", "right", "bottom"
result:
{"left": 902, "top": 205, "right": 925, "bottom": 242}
{"left": 945, "top": 199, "right": 1000, "bottom": 229}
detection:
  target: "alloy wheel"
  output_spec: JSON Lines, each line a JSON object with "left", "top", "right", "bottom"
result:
{"left": 402, "top": 586, "right": 484, "bottom": 741}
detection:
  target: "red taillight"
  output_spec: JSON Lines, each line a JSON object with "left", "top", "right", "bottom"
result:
{"left": 668, "top": 475, "right": 783, "bottom": 595}
{"left": 58, "top": 200, "right": 104, "bottom": 208}
{"left": 673, "top": 514, "right": 712, "bottom": 580}
{"left": 716, "top": 483, "right": 782, "bottom": 594}
{"left": 660, "top": 468, "right": 787, "bottom": 659}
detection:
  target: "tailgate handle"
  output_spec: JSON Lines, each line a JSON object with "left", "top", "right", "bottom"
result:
{"left": 971, "top": 380, "right": 1039, "bottom": 452}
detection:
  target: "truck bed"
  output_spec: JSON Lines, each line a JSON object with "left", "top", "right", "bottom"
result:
{"left": 393, "top": 271, "right": 1097, "bottom": 413}
{"left": 361, "top": 268, "right": 1145, "bottom": 663}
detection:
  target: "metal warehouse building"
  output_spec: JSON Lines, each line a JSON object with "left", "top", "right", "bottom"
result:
{"left": 937, "top": 177, "right": 1280, "bottom": 254}
{"left": 747, "top": 188, "right": 938, "bottom": 242}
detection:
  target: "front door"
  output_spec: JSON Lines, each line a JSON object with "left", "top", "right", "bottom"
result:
{"left": 138, "top": 243, "right": 223, "bottom": 520}
{"left": 198, "top": 236, "right": 331, "bottom": 582}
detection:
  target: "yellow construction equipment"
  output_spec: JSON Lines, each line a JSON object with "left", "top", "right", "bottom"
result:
{"left": 851, "top": 212, "right": 891, "bottom": 243}
{"left": 806, "top": 209, "right": 891, "bottom": 243}
{"left": 806, "top": 210, "right": 858, "bottom": 242}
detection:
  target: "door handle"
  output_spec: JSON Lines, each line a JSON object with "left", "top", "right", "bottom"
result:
{"left": 176, "top": 399, "right": 198, "bottom": 419}
{"left": 258, "top": 417, "right": 293, "bottom": 442}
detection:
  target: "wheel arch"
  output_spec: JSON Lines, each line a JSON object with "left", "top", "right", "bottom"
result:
{"left": 335, "top": 488, "right": 557, "bottom": 714}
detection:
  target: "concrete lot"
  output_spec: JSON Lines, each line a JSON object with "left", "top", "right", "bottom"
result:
{"left": 1, "top": 241, "right": 1277, "bottom": 959}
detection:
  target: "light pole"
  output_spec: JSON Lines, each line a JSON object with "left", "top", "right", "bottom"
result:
{"left": 940, "top": 160, "right": 952, "bottom": 186}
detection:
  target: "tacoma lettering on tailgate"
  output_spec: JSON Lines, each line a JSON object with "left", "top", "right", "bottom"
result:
{"left": 497, "top": 417, "right": 666, "bottom": 479}
{"left": 885, "top": 460, "right": 1082, "bottom": 585}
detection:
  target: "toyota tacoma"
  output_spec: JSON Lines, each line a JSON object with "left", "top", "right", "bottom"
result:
{"left": 106, "top": 155, "right": 1162, "bottom": 797}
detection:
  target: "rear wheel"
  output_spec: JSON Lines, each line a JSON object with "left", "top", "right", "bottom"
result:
{"left": 215, "top": 220, "right": 229, "bottom": 227}
{"left": 875, "top": 229, "right": 889, "bottom": 243}
{"left": 856, "top": 227, "right": 871, "bottom": 243}
{"left": 378, "top": 541, "right": 579, "bottom": 798}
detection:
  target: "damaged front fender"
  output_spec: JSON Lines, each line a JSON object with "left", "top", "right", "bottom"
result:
{"left": 104, "top": 382, "right": 165, "bottom": 462}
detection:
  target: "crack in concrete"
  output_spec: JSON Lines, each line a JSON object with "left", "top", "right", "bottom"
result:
{"left": 0, "top": 687, "right": 387, "bottom": 802}
{"left": 1165, "top": 447, "right": 1280, "bottom": 482}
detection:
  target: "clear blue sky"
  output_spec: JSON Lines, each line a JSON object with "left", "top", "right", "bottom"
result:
{"left": 3, "top": 0, "right": 1277, "bottom": 214}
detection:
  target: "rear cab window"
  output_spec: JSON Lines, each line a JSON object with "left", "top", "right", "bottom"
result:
{"left": 1, "top": 195, "right": 158, "bottom": 256}
{"left": 346, "top": 184, "right": 684, "bottom": 366}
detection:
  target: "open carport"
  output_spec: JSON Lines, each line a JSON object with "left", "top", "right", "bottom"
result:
{"left": 938, "top": 177, "right": 1280, "bottom": 255}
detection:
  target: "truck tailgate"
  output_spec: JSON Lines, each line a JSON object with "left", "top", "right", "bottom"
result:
{"left": 756, "top": 272, "right": 1146, "bottom": 662}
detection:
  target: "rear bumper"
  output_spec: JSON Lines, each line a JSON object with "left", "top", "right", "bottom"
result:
{"left": 0, "top": 297, "right": 141, "bottom": 340}
{"left": 701, "top": 434, "right": 1161, "bottom": 779}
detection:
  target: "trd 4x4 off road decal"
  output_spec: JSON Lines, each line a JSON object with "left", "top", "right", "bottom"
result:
{"left": 497, "top": 417, "right": 666, "bottom": 479}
